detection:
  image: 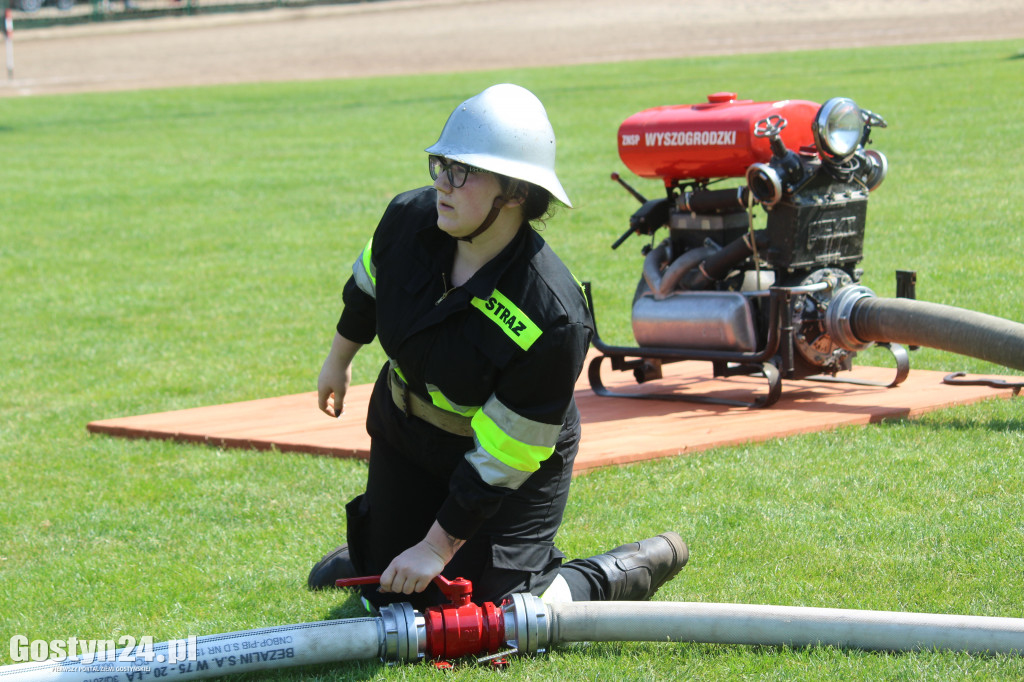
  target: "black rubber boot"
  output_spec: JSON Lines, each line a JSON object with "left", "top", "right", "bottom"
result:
{"left": 589, "top": 532, "right": 689, "bottom": 601}
{"left": 307, "top": 544, "right": 358, "bottom": 590}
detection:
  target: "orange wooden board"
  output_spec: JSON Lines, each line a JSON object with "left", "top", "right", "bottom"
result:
{"left": 87, "top": 354, "right": 1019, "bottom": 473}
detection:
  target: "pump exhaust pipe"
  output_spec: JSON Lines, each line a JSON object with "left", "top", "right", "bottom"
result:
{"left": 827, "top": 285, "right": 1024, "bottom": 372}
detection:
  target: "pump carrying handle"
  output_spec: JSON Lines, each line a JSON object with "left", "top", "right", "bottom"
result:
{"left": 335, "top": 574, "right": 474, "bottom": 606}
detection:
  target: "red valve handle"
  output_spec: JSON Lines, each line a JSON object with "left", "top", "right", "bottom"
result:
{"left": 333, "top": 575, "right": 383, "bottom": 587}
{"left": 336, "top": 574, "right": 506, "bottom": 661}
{"left": 335, "top": 574, "right": 474, "bottom": 606}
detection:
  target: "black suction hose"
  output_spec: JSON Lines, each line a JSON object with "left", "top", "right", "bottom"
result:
{"left": 828, "top": 286, "right": 1024, "bottom": 372}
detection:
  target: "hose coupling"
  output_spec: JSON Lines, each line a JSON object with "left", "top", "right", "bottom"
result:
{"left": 825, "top": 284, "right": 876, "bottom": 351}
{"left": 379, "top": 602, "right": 425, "bottom": 664}
{"left": 503, "top": 592, "right": 549, "bottom": 655}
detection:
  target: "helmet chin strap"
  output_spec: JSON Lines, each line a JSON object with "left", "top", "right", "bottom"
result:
{"left": 457, "top": 195, "right": 508, "bottom": 244}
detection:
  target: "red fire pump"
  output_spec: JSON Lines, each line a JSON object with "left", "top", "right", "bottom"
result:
{"left": 586, "top": 91, "right": 1024, "bottom": 407}
{"left": 588, "top": 92, "right": 893, "bottom": 406}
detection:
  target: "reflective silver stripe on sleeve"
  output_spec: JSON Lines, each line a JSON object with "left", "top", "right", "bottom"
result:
{"left": 464, "top": 440, "right": 535, "bottom": 490}
{"left": 464, "top": 395, "right": 562, "bottom": 490}
{"left": 480, "top": 395, "right": 562, "bottom": 449}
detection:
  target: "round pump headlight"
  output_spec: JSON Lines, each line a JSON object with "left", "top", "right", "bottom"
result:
{"left": 813, "top": 97, "right": 865, "bottom": 162}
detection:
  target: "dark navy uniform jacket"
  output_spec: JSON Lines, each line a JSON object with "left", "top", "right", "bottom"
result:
{"left": 336, "top": 186, "right": 593, "bottom": 540}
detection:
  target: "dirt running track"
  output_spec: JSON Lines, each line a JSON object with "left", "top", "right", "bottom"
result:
{"left": 2, "top": 0, "right": 1023, "bottom": 97}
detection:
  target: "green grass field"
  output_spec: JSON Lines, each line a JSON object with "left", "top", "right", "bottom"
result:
{"left": 2, "top": 38, "right": 1023, "bottom": 680}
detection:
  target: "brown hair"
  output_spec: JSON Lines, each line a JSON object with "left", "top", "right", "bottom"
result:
{"left": 497, "top": 176, "right": 554, "bottom": 224}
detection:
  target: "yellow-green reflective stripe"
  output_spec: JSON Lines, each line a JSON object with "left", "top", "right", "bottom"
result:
{"left": 352, "top": 237, "right": 376, "bottom": 298}
{"left": 392, "top": 363, "right": 480, "bottom": 417}
{"left": 471, "top": 290, "right": 542, "bottom": 351}
{"left": 470, "top": 410, "right": 554, "bottom": 474}
{"left": 361, "top": 237, "right": 376, "bottom": 286}
{"left": 391, "top": 361, "right": 406, "bottom": 384}
{"left": 427, "top": 388, "right": 479, "bottom": 417}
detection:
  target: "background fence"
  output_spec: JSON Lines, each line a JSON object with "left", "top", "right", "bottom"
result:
{"left": 5, "top": 0, "right": 385, "bottom": 29}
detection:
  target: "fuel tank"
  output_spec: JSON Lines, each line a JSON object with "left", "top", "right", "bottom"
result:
{"left": 618, "top": 93, "right": 819, "bottom": 181}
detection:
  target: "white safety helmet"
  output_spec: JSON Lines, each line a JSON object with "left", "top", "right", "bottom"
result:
{"left": 425, "top": 84, "right": 572, "bottom": 207}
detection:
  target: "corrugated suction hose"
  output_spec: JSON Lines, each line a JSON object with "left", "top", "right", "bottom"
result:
{"left": 827, "top": 286, "right": 1024, "bottom": 372}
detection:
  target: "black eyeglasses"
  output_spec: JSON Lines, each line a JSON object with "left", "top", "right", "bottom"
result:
{"left": 428, "top": 154, "right": 482, "bottom": 188}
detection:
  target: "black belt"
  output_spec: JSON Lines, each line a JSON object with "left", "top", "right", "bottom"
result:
{"left": 388, "top": 369, "right": 475, "bottom": 437}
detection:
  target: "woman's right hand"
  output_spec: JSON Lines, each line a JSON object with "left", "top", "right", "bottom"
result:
{"left": 317, "top": 333, "right": 363, "bottom": 418}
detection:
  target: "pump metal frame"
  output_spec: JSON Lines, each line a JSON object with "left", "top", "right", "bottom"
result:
{"left": 584, "top": 280, "right": 909, "bottom": 408}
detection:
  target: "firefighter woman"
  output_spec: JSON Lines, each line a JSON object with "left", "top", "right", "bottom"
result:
{"left": 309, "top": 84, "right": 688, "bottom": 610}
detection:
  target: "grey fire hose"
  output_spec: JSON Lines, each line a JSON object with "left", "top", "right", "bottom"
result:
{"left": 4, "top": 597, "right": 1023, "bottom": 681}
{"left": 827, "top": 285, "right": 1024, "bottom": 372}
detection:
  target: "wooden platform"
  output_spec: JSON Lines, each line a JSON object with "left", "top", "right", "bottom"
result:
{"left": 86, "top": 355, "right": 1019, "bottom": 473}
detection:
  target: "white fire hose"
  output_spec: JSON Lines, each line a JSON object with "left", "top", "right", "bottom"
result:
{"left": 545, "top": 601, "right": 1024, "bottom": 655}
{"left": 3, "top": 594, "right": 1023, "bottom": 680}
{"left": 0, "top": 617, "right": 383, "bottom": 681}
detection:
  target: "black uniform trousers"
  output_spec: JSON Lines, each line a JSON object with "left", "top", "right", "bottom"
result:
{"left": 346, "top": 364, "right": 579, "bottom": 611}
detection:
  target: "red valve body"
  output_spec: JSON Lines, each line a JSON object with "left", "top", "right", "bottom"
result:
{"left": 425, "top": 599, "right": 504, "bottom": 660}
{"left": 617, "top": 92, "right": 820, "bottom": 181}
{"left": 336, "top": 574, "right": 505, "bottom": 661}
